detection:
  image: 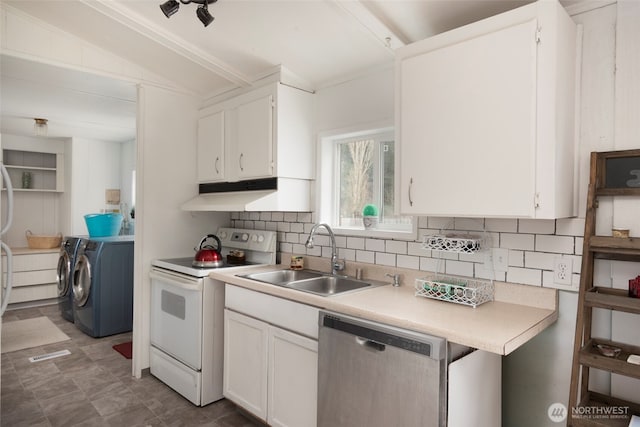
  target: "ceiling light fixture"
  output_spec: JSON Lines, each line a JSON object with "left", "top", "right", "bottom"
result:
{"left": 160, "top": 0, "right": 217, "bottom": 27}
{"left": 33, "top": 118, "right": 48, "bottom": 137}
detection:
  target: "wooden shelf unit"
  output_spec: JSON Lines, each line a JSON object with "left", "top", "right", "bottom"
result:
{"left": 568, "top": 149, "right": 640, "bottom": 427}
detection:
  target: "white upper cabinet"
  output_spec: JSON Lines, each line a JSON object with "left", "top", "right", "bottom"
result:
{"left": 197, "top": 110, "right": 225, "bottom": 183}
{"left": 234, "top": 95, "right": 274, "bottom": 180}
{"left": 395, "top": 0, "right": 577, "bottom": 218}
{"left": 197, "top": 82, "right": 313, "bottom": 184}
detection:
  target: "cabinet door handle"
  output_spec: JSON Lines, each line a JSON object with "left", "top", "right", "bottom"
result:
{"left": 215, "top": 157, "right": 220, "bottom": 174}
{"left": 239, "top": 153, "right": 244, "bottom": 171}
{"left": 408, "top": 177, "right": 414, "bottom": 207}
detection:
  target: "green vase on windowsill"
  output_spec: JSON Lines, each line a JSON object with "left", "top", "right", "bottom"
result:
{"left": 362, "top": 204, "right": 379, "bottom": 230}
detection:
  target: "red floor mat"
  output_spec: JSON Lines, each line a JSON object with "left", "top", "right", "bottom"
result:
{"left": 112, "top": 341, "right": 132, "bottom": 359}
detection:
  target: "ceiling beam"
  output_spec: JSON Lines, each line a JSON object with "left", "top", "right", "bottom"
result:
{"left": 329, "top": 0, "right": 408, "bottom": 52}
{"left": 81, "top": 0, "right": 252, "bottom": 87}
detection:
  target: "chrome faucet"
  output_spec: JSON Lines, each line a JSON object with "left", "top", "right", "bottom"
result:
{"left": 305, "top": 223, "right": 345, "bottom": 275}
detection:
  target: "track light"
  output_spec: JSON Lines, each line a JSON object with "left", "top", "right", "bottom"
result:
{"left": 160, "top": 0, "right": 179, "bottom": 18}
{"left": 196, "top": 4, "right": 214, "bottom": 27}
{"left": 160, "top": 0, "right": 217, "bottom": 27}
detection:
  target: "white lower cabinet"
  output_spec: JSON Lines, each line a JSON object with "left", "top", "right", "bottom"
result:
{"left": 223, "top": 309, "right": 269, "bottom": 419}
{"left": 223, "top": 284, "right": 318, "bottom": 427}
{"left": 268, "top": 326, "right": 318, "bottom": 427}
{"left": 3, "top": 250, "right": 59, "bottom": 304}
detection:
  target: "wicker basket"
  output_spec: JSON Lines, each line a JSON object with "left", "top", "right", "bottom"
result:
{"left": 26, "top": 230, "right": 62, "bottom": 249}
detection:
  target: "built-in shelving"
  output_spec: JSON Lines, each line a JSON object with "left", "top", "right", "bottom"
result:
{"left": 2, "top": 148, "right": 64, "bottom": 192}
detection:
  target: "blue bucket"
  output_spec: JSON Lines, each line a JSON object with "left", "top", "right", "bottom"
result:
{"left": 84, "top": 213, "right": 123, "bottom": 237}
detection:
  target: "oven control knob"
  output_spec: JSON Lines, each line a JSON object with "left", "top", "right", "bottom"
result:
{"left": 257, "top": 235, "right": 265, "bottom": 243}
{"left": 242, "top": 233, "right": 249, "bottom": 241}
{"left": 251, "top": 234, "right": 258, "bottom": 242}
{"left": 219, "top": 231, "right": 228, "bottom": 239}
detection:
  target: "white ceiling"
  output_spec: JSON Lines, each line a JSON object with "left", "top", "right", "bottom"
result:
{"left": 0, "top": 0, "right": 579, "bottom": 143}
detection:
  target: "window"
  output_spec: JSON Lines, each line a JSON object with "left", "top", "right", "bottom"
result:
{"left": 318, "top": 126, "right": 414, "bottom": 237}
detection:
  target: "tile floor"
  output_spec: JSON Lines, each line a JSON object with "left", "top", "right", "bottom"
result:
{"left": 1, "top": 304, "right": 263, "bottom": 427}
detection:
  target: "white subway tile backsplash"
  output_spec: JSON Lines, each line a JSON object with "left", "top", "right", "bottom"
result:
{"left": 233, "top": 212, "right": 586, "bottom": 289}
{"left": 476, "top": 263, "right": 506, "bottom": 281}
{"left": 408, "top": 242, "right": 427, "bottom": 257}
{"left": 509, "top": 250, "right": 525, "bottom": 267}
{"left": 365, "top": 238, "right": 385, "bottom": 252}
{"left": 290, "top": 222, "right": 304, "bottom": 233}
{"left": 292, "top": 243, "right": 307, "bottom": 254}
{"left": 265, "top": 222, "right": 278, "bottom": 231}
{"left": 524, "top": 251, "right": 555, "bottom": 270}
{"left": 338, "top": 248, "right": 356, "bottom": 261}
{"left": 356, "top": 250, "right": 375, "bottom": 264}
{"left": 485, "top": 218, "right": 518, "bottom": 233}
{"left": 454, "top": 218, "right": 485, "bottom": 231}
{"left": 306, "top": 245, "right": 322, "bottom": 257}
{"left": 285, "top": 233, "right": 299, "bottom": 244}
{"left": 556, "top": 218, "right": 586, "bottom": 236}
{"left": 445, "top": 260, "right": 474, "bottom": 277}
{"left": 501, "top": 233, "right": 535, "bottom": 250}
{"left": 347, "top": 237, "right": 365, "bottom": 250}
{"left": 459, "top": 251, "right": 486, "bottom": 263}
{"left": 280, "top": 242, "right": 293, "bottom": 253}
{"left": 298, "top": 212, "right": 312, "bottom": 223}
{"left": 507, "top": 267, "right": 542, "bottom": 286}
{"left": 376, "top": 252, "right": 396, "bottom": 267}
{"left": 519, "top": 219, "right": 555, "bottom": 234}
{"left": 535, "top": 235, "right": 574, "bottom": 254}
{"left": 420, "top": 257, "right": 440, "bottom": 272}
{"left": 397, "top": 255, "right": 420, "bottom": 270}
{"left": 284, "top": 212, "right": 298, "bottom": 222}
{"left": 277, "top": 222, "right": 291, "bottom": 232}
{"left": 428, "top": 217, "right": 453, "bottom": 229}
{"left": 385, "top": 240, "right": 407, "bottom": 254}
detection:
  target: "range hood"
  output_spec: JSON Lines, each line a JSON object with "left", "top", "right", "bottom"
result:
{"left": 181, "top": 177, "right": 312, "bottom": 212}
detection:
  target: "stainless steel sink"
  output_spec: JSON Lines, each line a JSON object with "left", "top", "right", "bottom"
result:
{"left": 238, "top": 269, "right": 383, "bottom": 296}
{"left": 239, "top": 269, "right": 324, "bottom": 286}
{"left": 286, "top": 276, "right": 372, "bottom": 296}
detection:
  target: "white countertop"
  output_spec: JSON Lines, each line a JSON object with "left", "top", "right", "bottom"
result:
{"left": 7, "top": 247, "right": 60, "bottom": 255}
{"left": 209, "top": 261, "right": 558, "bottom": 356}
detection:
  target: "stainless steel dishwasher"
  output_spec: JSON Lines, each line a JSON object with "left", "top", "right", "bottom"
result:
{"left": 318, "top": 311, "right": 447, "bottom": 427}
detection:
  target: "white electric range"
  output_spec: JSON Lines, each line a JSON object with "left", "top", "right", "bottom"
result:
{"left": 149, "top": 227, "right": 276, "bottom": 406}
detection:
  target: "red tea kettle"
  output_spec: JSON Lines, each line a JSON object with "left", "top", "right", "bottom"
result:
{"left": 192, "top": 234, "right": 224, "bottom": 268}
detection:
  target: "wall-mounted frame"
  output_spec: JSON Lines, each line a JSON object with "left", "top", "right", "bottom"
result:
{"left": 595, "top": 149, "right": 640, "bottom": 196}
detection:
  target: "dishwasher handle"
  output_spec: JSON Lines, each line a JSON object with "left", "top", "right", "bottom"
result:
{"left": 355, "top": 336, "right": 386, "bottom": 352}
{"left": 320, "top": 311, "right": 446, "bottom": 360}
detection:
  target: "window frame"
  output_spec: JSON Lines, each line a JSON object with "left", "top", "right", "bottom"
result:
{"left": 316, "top": 123, "right": 417, "bottom": 241}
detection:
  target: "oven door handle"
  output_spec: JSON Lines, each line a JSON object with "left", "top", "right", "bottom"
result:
{"left": 150, "top": 269, "right": 203, "bottom": 291}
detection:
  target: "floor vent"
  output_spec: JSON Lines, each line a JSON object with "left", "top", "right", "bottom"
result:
{"left": 29, "top": 349, "right": 71, "bottom": 363}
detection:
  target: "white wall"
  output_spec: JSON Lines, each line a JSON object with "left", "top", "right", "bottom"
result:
{"left": 120, "top": 138, "right": 136, "bottom": 219}
{"left": 314, "top": 65, "right": 394, "bottom": 134}
{"left": 132, "top": 84, "right": 229, "bottom": 375}
{"left": 69, "top": 137, "right": 123, "bottom": 235}
{"left": 503, "top": 3, "right": 640, "bottom": 426}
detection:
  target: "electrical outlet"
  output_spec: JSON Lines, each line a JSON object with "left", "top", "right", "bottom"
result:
{"left": 487, "top": 248, "right": 509, "bottom": 272}
{"left": 553, "top": 257, "right": 573, "bottom": 285}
